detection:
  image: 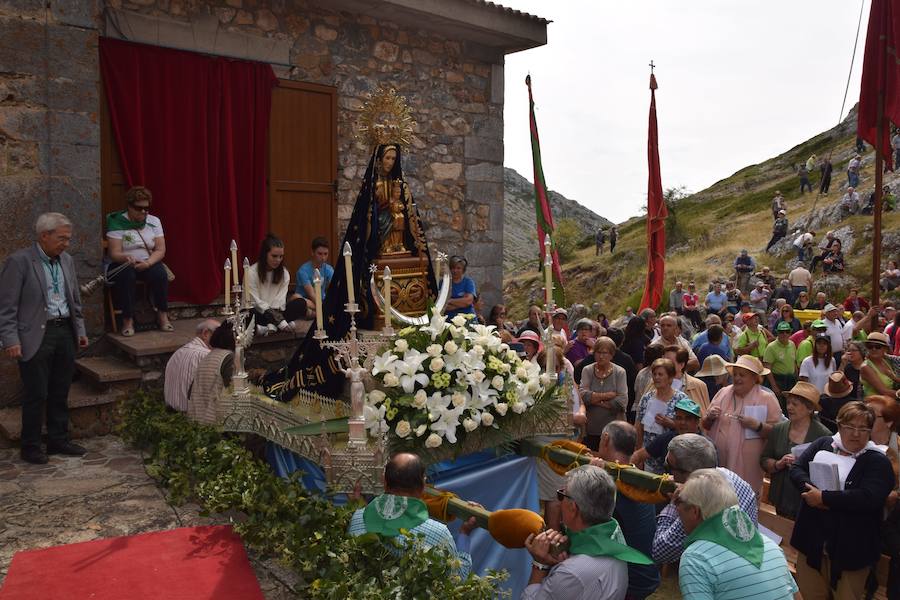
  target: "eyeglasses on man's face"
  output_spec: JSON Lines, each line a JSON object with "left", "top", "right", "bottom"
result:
{"left": 130, "top": 204, "right": 151, "bottom": 213}
{"left": 556, "top": 489, "right": 572, "bottom": 502}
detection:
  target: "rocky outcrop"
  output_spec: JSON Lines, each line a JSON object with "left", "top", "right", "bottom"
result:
{"left": 504, "top": 167, "right": 612, "bottom": 273}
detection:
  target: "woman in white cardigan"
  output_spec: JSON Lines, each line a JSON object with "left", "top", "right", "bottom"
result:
{"left": 245, "top": 234, "right": 307, "bottom": 335}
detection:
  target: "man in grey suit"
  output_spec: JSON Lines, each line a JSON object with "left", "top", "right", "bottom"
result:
{"left": 0, "top": 213, "right": 89, "bottom": 464}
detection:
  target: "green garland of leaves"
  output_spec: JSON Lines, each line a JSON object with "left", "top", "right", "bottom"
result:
{"left": 118, "top": 390, "right": 508, "bottom": 599}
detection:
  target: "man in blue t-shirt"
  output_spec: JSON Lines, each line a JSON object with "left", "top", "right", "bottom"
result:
{"left": 292, "top": 237, "right": 334, "bottom": 317}
{"left": 704, "top": 282, "right": 728, "bottom": 318}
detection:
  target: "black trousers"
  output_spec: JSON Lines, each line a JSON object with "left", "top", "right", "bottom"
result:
{"left": 18, "top": 321, "right": 76, "bottom": 449}
{"left": 110, "top": 262, "right": 169, "bottom": 319}
{"left": 253, "top": 298, "right": 308, "bottom": 327}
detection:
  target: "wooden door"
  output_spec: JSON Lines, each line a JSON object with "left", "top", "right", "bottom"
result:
{"left": 268, "top": 80, "right": 338, "bottom": 282}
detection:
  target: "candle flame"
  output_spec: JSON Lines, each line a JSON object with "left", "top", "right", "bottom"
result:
{"left": 343, "top": 241, "right": 352, "bottom": 257}
{"left": 383, "top": 266, "right": 392, "bottom": 279}
{"left": 313, "top": 268, "right": 322, "bottom": 284}
{"left": 230, "top": 240, "right": 238, "bottom": 251}
{"left": 243, "top": 257, "right": 250, "bottom": 268}
{"left": 225, "top": 258, "right": 232, "bottom": 269}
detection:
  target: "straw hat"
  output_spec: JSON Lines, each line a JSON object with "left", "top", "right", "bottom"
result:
{"left": 696, "top": 354, "right": 729, "bottom": 378}
{"left": 725, "top": 355, "right": 771, "bottom": 377}
{"left": 785, "top": 381, "right": 822, "bottom": 411}
{"left": 866, "top": 331, "right": 891, "bottom": 348}
{"left": 824, "top": 372, "right": 853, "bottom": 399}
{"left": 516, "top": 330, "right": 543, "bottom": 353}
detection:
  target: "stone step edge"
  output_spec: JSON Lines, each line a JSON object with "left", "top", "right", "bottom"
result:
{"left": 75, "top": 356, "right": 143, "bottom": 384}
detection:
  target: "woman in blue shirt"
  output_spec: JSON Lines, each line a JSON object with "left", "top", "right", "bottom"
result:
{"left": 445, "top": 255, "right": 476, "bottom": 318}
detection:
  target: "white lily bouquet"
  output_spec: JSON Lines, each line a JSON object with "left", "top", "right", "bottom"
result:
{"left": 365, "top": 312, "right": 563, "bottom": 457}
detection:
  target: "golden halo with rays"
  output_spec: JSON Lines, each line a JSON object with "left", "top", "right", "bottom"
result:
{"left": 356, "top": 86, "right": 416, "bottom": 149}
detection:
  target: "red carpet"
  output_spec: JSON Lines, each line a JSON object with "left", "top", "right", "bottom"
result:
{"left": 0, "top": 525, "right": 264, "bottom": 599}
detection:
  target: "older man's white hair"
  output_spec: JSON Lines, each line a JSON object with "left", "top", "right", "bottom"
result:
{"left": 565, "top": 465, "right": 617, "bottom": 526}
{"left": 35, "top": 212, "right": 72, "bottom": 235}
{"left": 195, "top": 319, "right": 221, "bottom": 335}
{"left": 679, "top": 468, "right": 739, "bottom": 520}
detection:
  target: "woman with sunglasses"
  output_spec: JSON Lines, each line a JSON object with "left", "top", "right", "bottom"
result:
{"left": 860, "top": 332, "right": 900, "bottom": 397}
{"left": 774, "top": 304, "right": 801, "bottom": 333}
{"left": 793, "top": 291, "right": 812, "bottom": 310}
{"left": 105, "top": 186, "right": 170, "bottom": 337}
{"left": 444, "top": 255, "right": 476, "bottom": 319}
{"left": 487, "top": 304, "right": 514, "bottom": 343}
{"left": 789, "top": 401, "right": 894, "bottom": 599}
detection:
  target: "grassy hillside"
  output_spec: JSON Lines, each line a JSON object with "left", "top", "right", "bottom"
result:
{"left": 503, "top": 108, "right": 900, "bottom": 318}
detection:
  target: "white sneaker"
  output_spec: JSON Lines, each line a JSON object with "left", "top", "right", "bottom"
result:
{"left": 266, "top": 324, "right": 278, "bottom": 334}
{"left": 256, "top": 324, "right": 269, "bottom": 336}
{"left": 277, "top": 320, "right": 293, "bottom": 332}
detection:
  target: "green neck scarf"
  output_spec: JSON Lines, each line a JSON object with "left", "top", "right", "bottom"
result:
{"left": 106, "top": 210, "right": 145, "bottom": 232}
{"left": 685, "top": 505, "right": 764, "bottom": 568}
{"left": 363, "top": 493, "right": 429, "bottom": 537}
{"left": 567, "top": 519, "right": 653, "bottom": 564}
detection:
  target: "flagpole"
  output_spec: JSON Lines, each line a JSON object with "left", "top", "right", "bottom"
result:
{"left": 873, "top": 89, "right": 884, "bottom": 307}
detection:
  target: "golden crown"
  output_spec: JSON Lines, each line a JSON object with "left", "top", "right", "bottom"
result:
{"left": 356, "top": 86, "right": 416, "bottom": 149}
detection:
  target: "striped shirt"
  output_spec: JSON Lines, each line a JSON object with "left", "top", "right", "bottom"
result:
{"left": 347, "top": 509, "right": 472, "bottom": 578}
{"left": 679, "top": 536, "right": 798, "bottom": 599}
{"left": 652, "top": 468, "right": 758, "bottom": 564}
{"left": 163, "top": 337, "right": 210, "bottom": 412}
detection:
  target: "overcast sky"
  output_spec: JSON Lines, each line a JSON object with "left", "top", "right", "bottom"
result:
{"left": 500, "top": 0, "right": 869, "bottom": 224}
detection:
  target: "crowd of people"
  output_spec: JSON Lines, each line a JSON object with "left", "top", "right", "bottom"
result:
{"left": 4, "top": 197, "right": 900, "bottom": 599}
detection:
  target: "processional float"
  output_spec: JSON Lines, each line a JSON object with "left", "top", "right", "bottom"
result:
{"left": 211, "top": 87, "right": 672, "bottom": 548}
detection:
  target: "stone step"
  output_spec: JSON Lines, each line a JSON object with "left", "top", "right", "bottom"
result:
{"left": 0, "top": 380, "right": 130, "bottom": 445}
{"left": 107, "top": 316, "right": 311, "bottom": 359}
{"left": 75, "top": 356, "right": 143, "bottom": 385}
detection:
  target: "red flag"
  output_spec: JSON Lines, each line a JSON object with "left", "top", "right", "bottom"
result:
{"left": 526, "top": 75, "right": 565, "bottom": 307}
{"left": 858, "top": 0, "right": 900, "bottom": 170}
{"left": 640, "top": 73, "right": 667, "bottom": 312}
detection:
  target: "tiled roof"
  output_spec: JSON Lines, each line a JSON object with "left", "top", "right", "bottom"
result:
{"left": 466, "top": 0, "right": 551, "bottom": 24}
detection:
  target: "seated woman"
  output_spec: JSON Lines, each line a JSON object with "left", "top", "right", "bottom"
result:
{"left": 106, "top": 186, "right": 170, "bottom": 337}
{"left": 188, "top": 322, "right": 235, "bottom": 425}
{"left": 245, "top": 234, "right": 307, "bottom": 336}
{"left": 444, "top": 255, "right": 476, "bottom": 319}
{"left": 821, "top": 240, "right": 845, "bottom": 273}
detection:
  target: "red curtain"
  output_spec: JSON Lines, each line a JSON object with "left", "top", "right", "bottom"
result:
{"left": 99, "top": 37, "right": 277, "bottom": 303}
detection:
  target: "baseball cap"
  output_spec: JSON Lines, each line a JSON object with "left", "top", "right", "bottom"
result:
{"left": 674, "top": 398, "right": 702, "bottom": 418}
{"left": 776, "top": 321, "right": 792, "bottom": 332}
{"left": 811, "top": 319, "right": 827, "bottom": 329}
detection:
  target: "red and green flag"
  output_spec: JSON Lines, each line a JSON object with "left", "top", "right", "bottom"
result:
{"left": 526, "top": 75, "right": 565, "bottom": 307}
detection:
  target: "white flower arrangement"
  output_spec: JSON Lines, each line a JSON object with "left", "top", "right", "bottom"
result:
{"left": 364, "top": 312, "right": 554, "bottom": 452}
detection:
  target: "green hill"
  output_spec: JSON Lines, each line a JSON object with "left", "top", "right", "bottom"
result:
{"left": 503, "top": 106, "right": 900, "bottom": 318}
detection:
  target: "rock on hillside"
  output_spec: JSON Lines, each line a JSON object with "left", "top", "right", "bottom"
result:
{"left": 504, "top": 167, "right": 613, "bottom": 273}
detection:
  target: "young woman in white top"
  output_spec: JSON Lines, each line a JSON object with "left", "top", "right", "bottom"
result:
{"left": 799, "top": 334, "right": 836, "bottom": 394}
{"left": 245, "top": 235, "right": 307, "bottom": 336}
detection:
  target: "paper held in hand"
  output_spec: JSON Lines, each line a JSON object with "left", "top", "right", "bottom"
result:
{"left": 641, "top": 398, "right": 668, "bottom": 435}
{"left": 742, "top": 405, "right": 768, "bottom": 440}
{"left": 809, "top": 450, "right": 856, "bottom": 491}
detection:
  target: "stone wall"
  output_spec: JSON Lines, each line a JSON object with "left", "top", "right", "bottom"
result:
{"left": 0, "top": 1, "right": 103, "bottom": 406}
{"left": 0, "top": 0, "right": 509, "bottom": 405}
{"left": 107, "top": 0, "right": 506, "bottom": 304}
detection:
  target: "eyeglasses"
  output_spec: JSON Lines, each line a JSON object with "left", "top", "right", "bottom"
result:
{"left": 839, "top": 424, "right": 872, "bottom": 435}
{"left": 556, "top": 489, "right": 572, "bottom": 502}
{"left": 130, "top": 204, "right": 151, "bottom": 213}
{"left": 865, "top": 344, "right": 885, "bottom": 350}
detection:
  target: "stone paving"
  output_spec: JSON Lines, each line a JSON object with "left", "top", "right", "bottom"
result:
{"left": 0, "top": 435, "right": 297, "bottom": 598}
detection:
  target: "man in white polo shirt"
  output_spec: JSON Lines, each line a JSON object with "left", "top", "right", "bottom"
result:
{"left": 822, "top": 303, "right": 847, "bottom": 364}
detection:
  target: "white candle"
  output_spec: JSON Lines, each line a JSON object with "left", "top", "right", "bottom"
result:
{"left": 383, "top": 266, "right": 392, "bottom": 328}
{"left": 543, "top": 234, "right": 553, "bottom": 307}
{"left": 314, "top": 268, "right": 324, "bottom": 332}
{"left": 434, "top": 254, "right": 441, "bottom": 282}
{"left": 224, "top": 258, "right": 232, "bottom": 307}
{"left": 230, "top": 240, "right": 239, "bottom": 286}
{"left": 242, "top": 257, "right": 251, "bottom": 308}
{"left": 343, "top": 242, "right": 355, "bottom": 305}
